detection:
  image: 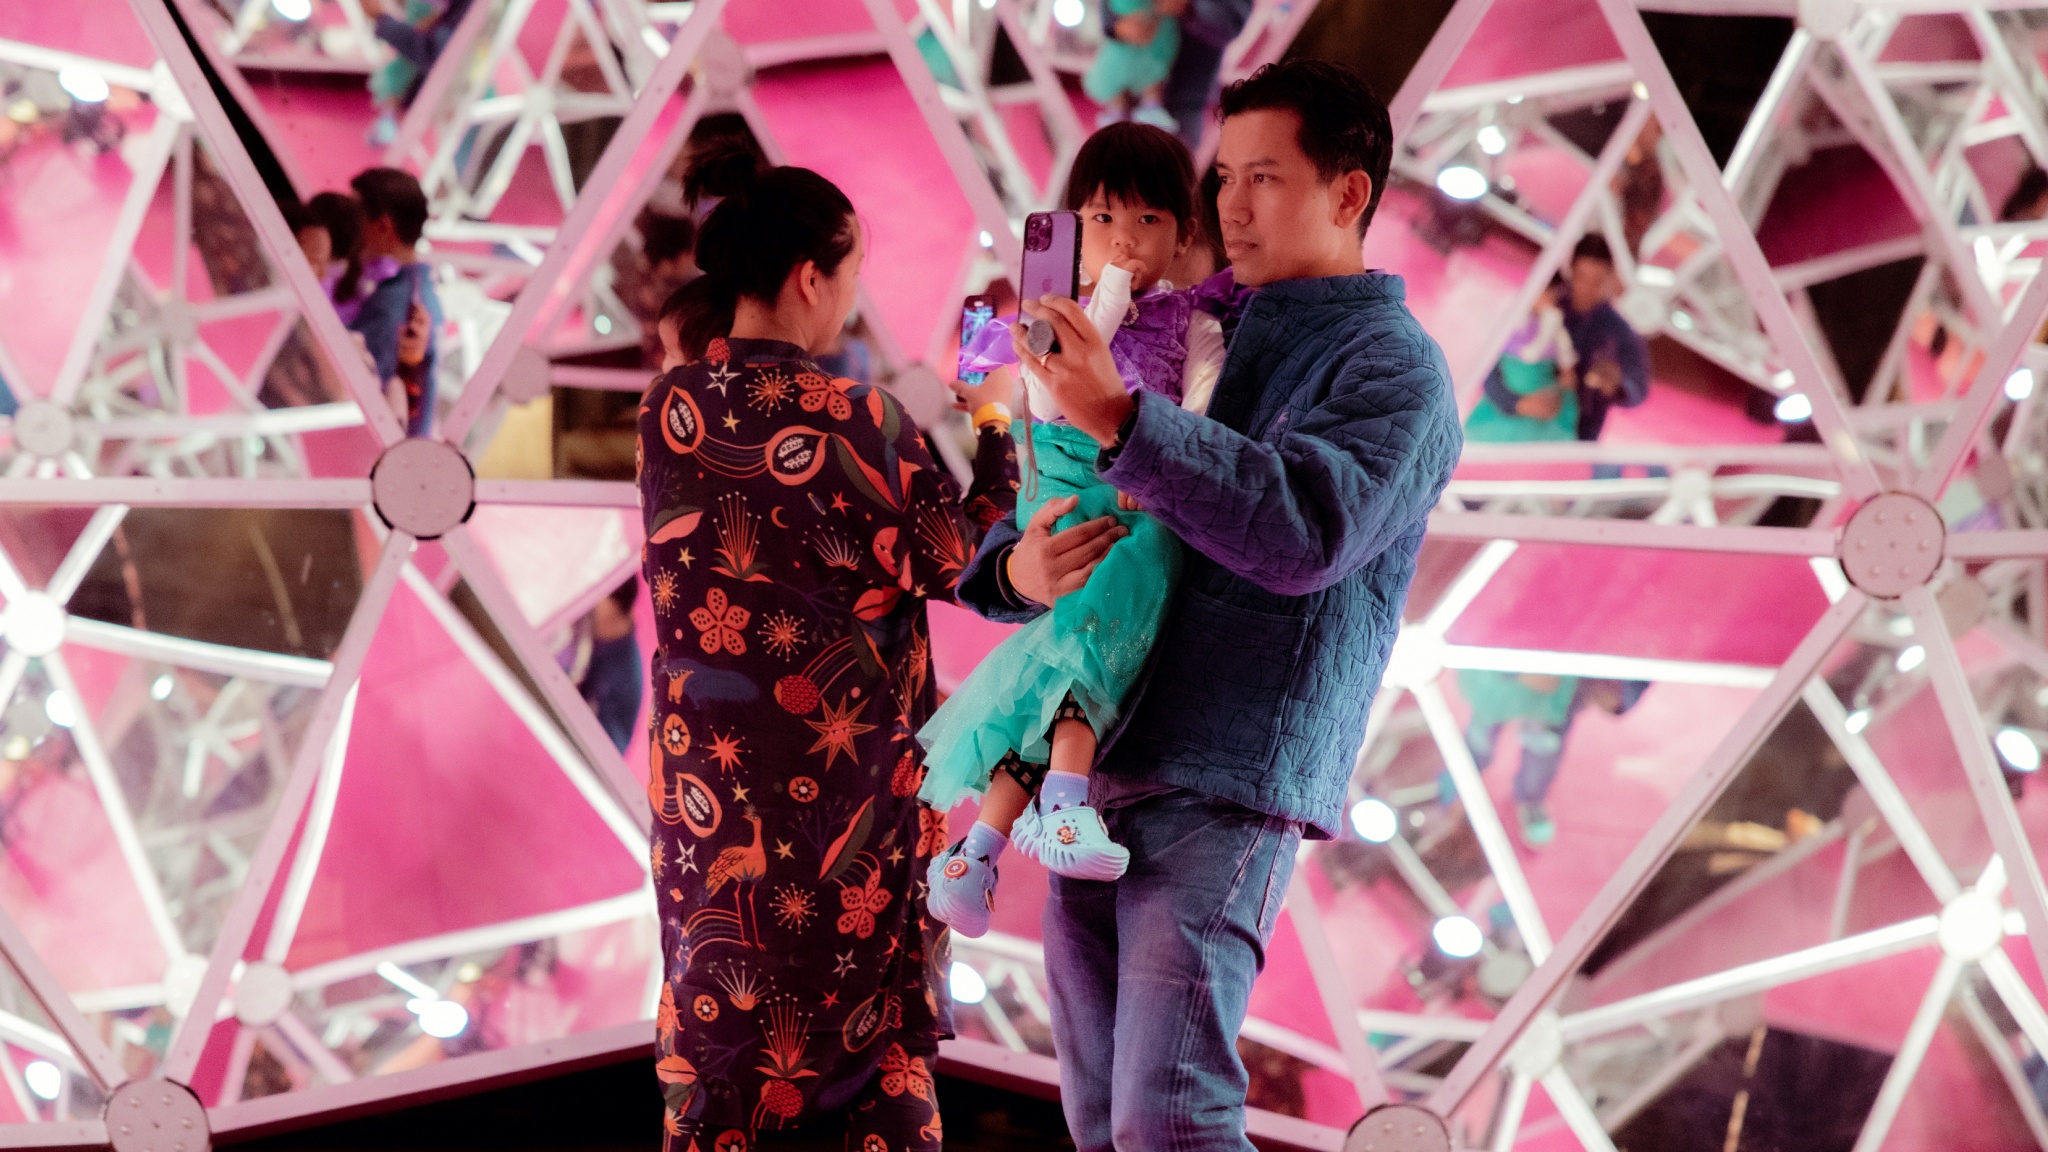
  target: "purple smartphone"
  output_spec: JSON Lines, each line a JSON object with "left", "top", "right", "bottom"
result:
{"left": 1019, "top": 210, "right": 1080, "bottom": 354}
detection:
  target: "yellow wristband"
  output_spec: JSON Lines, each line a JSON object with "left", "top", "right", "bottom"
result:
{"left": 972, "top": 402, "right": 1013, "bottom": 430}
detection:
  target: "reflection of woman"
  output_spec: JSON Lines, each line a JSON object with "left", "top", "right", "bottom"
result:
{"left": 638, "top": 149, "right": 1015, "bottom": 1149}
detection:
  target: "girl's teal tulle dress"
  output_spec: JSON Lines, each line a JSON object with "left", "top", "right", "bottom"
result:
{"left": 916, "top": 420, "right": 1180, "bottom": 808}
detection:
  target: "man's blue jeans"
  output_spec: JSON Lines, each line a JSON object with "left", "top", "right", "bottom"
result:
{"left": 1042, "top": 790, "right": 1302, "bottom": 1152}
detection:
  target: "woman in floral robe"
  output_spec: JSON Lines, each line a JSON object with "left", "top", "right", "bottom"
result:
{"left": 639, "top": 156, "right": 1015, "bottom": 1151}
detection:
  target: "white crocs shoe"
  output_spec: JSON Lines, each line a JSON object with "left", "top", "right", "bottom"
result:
{"left": 925, "top": 841, "right": 997, "bottom": 937}
{"left": 1014, "top": 801, "right": 1129, "bottom": 881}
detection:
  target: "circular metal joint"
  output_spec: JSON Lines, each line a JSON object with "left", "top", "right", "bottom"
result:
{"left": 1508, "top": 1010, "right": 1564, "bottom": 1080}
{"left": 1939, "top": 889, "right": 2006, "bottom": 962}
{"left": 1344, "top": 1103, "right": 1450, "bottom": 1152}
{"left": 13, "top": 401, "right": 75, "bottom": 460}
{"left": 2, "top": 592, "right": 67, "bottom": 658}
{"left": 501, "top": 345, "right": 552, "bottom": 405}
{"left": 1838, "top": 491, "right": 1944, "bottom": 599}
{"left": 1798, "top": 0, "right": 1858, "bottom": 39}
{"left": 370, "top": 438, "right": 475, "bottom": 541}
{"left": 698, "top": 29, "right": 753, "bottom": 101}
{"left": 105, "top": 1078, "right": 208, "bottom": 1152}
{"left": 233, "top": 959, "right": 295, "bottom": 1028}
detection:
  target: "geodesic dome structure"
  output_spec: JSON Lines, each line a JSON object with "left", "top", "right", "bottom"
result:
{"left": 7, "top": 0, "right": 2048, "bottom": 1150}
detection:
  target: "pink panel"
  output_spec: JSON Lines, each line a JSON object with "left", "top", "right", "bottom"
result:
{"left": 1444, "top": 546, "right": 1830, "bottom": 666}
{"left": 1755, "top": 146, "right": 1918, "bottom": 268}
{"left": 284, "top": 580, "right": 645, "bottom": 969}
{"left": 1439, "top": 0, "right": 1622, "bottom": 90}
{"left": 1878, "top": 14, "right": 1981, "bottom": 63}
{"left": 0, "top": 0, "right": 159, "bottom": 69}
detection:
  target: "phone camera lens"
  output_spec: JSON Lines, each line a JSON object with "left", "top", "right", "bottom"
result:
{"left": 1025, "top": 216, "right": 1049, "bottom": 251}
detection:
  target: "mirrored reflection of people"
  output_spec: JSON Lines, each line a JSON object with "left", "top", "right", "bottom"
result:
{"left": 1455, "top": 674, "right": 1646, "bottom": 847}
{"left": 574, "top": 580, "right": 643, "bottom": 753}
{"left": 637, "top": 144, "right": 1016, "bottom": 1149}
{"left": 1464, "top": 277, "right": 1578, "bottom": 443}
{"left": 960, "top": 62, "right": 1460, "bottom": 1151}
{"left": 348, "top": 168, "right": 443, "bottom": 437}
{"left": 1484, "top": 236, "right": 1648, "bottom": 467}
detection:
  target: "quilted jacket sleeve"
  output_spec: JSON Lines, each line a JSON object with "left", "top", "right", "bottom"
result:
{"left": 954, "top": 518, "right": 1044, "bottom": 625}
{"left": 1100, "top": 343, "right": 1460, "bottom": 598}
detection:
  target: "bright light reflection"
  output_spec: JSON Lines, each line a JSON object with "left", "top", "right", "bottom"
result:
{"left": 57, "top": 67, "right": 109, "bottom": 105}
{"left": 22, "top": 1061, "right": 59, "bottom": 1101}
{"left": 1349, "top": 798, "right": 1398, "bottom": 843}
{"left": 1896, "top": 644, "right": 1926, "bottom": 673}
{"left": 1997, "top": 727, "right": 2041, "bottom": 773}
{"left": 594, "top": 314, "right": 613, "bottom": 336}
{"left": 949, "top": 961, "right": 987, "bottom": 1004}
{"left": 1051, "top": 0, "right": 1085, "bottom": 27}
{"left": 2007, "top": 368, "right": 2035, "bottom": 401}
{"left": 1475, "top": 124, "right": 1507, "bottom": 156}
{"left": 413, "top": 998, "right": 469, "bottom": 1038}
{"left": 1435, "top": 165, "right": 1488, "bottom": 201}
{"left": 1432, "top": 915, "right": 1484, "bottom": 958}
{"left": 44, "top": 691, "right": 76, "bottom": 729}
{"left": 272, "top": 0, "right": 313, "bottom": 19}
{"left": 1774, "top": 392, "right": 1812, "bottom": 422}
{"left": 151, "top": 673, "right": 174, "bottom": 701}
{"left": 1844, "top": 708, "right": 1872, "bottom": 735}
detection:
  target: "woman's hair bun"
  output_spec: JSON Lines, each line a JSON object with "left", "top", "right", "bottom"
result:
{"left": 684, "top": 135, "right": 768, "bottom": 211}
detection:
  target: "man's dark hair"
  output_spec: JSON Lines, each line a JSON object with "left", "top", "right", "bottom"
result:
{"left": 606, "top": 578, "right": 638, "bottom": 614}
{"left": 350, "top": 167, "right": 429, "bottom": 247}
{"left": 1219, "top": 60, "right": 1393, "bottom": 235}
{"left": 1062, "top": 122, "right": 1196, "bottom": 239}
{"left": 641, "top": 212, "right": 697, "bottom": 267}
{"left": 1572, "top": 233, "right": 1614, "bottom": 268}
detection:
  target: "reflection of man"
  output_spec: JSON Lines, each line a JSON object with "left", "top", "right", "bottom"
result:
{"left": 1485, "top": 235, "right": 1648, "bottom": 444}
{"left": 962, "top": 61, "right": 1460, "bottom": 1152}
{"left": 576, "top": 581, "right": 643, "bottom": 753}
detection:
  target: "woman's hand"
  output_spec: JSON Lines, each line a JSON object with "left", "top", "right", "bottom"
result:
{"left": 1117, "top": 491, "right": 1142, "bottom": 512}
{"left": 950, "top": 365, "right": 1016, "bottom": 415}
{"left": 1515, "top": 386, "right": 1563, "bottom": 420}
{"left": 1114, "top": 12, "right": 1158, "bottom": 44}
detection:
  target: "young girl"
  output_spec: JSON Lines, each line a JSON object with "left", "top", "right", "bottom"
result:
{"left": 919, "top": 122, "right": 1225, "bottom": 936}
{"left": 1467, "top": 277, "right": 1580, "bottom": 442}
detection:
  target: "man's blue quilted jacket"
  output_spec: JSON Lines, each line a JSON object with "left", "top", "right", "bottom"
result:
{"left": 957, "top": 272, "right": 1462, "bottom": 838}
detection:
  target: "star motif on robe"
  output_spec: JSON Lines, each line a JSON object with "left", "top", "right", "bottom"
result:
{"left": 886, "top": 846, "right": 905, "bottom": 865}
{"left": 821, "top": 990, "right": 840, "bottom": 1009}
{"left": 722, "top": 410, "right": 740, "bottom": 432}
{"left": 705, "top": 362, "right": 739, "bottom": 396}
{"left": 731, "top": 782, "right": 751, "bottom": 803}
{"left": 805, "top": 694, "right": 878, "bottom": 769}
{"left": 833, "top": 950, "right": 857, "bottom": 977}
{"left": 677, "top": 547, "right": 694, "bottom": 569}
{"left": 774, "top": 840, "right": 794, "bottom": 860}
{"left": 677, "top": 845, "right": 698, "bottom": 875}
{"left": 830, "top": 491, "right": 850, "bottom": 514}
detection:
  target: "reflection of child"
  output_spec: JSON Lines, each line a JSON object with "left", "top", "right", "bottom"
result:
{"left": 1465, "top": 279, "right": 1580, "bottom": 443}
{"left": 1085, "top": 0, "right": 1182, "bottom": 132}
{"left": 387, "top": 297, "right": 433, "bottom": 434}
{"left": 920, "top": 124, "right": 1225, "bottom": 937}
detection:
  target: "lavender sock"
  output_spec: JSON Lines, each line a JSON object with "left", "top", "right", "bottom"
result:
{"left": 962, "top": 820, "right": 1008, "bottom": 864}
{"left": 1041, "top": 770, "right": 1090, "bottom": 812}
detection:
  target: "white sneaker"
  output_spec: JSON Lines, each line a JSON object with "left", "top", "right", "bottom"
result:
{"left": 1014, "top": 801, "right": 1129, "bottom": 881}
